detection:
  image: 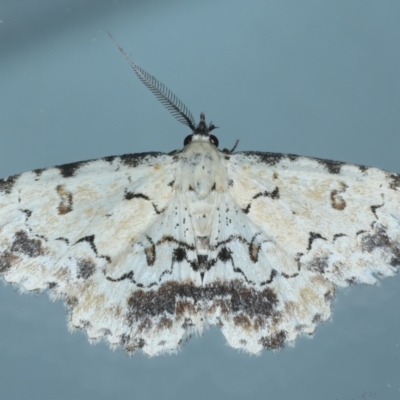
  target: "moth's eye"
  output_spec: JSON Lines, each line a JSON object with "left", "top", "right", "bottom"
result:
{"left": 184, "top": 135, "right": 193, "bottom": 146}
{"left": 209, "top": 135, "right": 219, "bottom": 147}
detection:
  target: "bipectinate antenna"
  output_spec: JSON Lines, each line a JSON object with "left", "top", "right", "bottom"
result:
{"left": 108, "top": 32, "right": 196, "bottom": 131}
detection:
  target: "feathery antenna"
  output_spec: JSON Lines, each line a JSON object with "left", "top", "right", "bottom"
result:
{"left": 108, "top": 33, "right": 196, "bottom": 131}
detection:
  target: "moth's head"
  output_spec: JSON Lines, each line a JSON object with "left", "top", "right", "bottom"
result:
{"left": 184, "top": 113, "right": 219, "bottom": 148}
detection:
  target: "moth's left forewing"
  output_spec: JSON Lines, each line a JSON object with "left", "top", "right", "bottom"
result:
{"left": 228, "top": 152, "right": 400, "bottom": 283}
{"left": 223, "top": 152, "right": 400, "bottom": 350}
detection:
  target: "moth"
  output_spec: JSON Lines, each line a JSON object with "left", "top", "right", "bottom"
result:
{"left": 0, "top": 35, "right": 399, "bottom": 356}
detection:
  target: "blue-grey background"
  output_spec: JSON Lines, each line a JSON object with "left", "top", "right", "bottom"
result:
{"left": 1, "top": 1, "right": 399, "bottom": 399}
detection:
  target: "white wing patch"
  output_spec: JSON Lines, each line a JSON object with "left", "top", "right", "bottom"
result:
{"left": 1, "top": 141, "right": 399, "bottom": 356}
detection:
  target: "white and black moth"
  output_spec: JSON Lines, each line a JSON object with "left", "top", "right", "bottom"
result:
{"left": 0, "top": 36, "right": 399, "bottom": 356}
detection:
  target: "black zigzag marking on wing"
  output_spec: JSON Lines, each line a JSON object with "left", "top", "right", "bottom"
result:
{"left": 333, "top": 233, "right": 347, "bottom": 241}
{"left": 124, "top": 190, "right": 165, "bottom": 214}
{"left": 106, "top": 271, "right": 138, "bottom": 285}
{"left": 370, "top": 203, "right": 384, "bottom": 219}
{"left": 105, "top": 270, "right": 158, "bottom": 289}
{"left": 106, "top": 236, "right": 197, "bottom": 288}
{"left": 75, "top": 235, "right": 97, "bottom": 253}
{"left": 55, "top": 237, "right": 70, "bottom": 245}
{"left": 280, "top": 252, "right": 302, "bottom": 279}
{"left": 242, "top": 187, "right": 280, "bottom": 214}
{"left": 260, "top": 269, "right": 277, "bottom": 286}
{"left": 105, "top": 232, "right": 294, "bottom": 288}
{"left": 307, "top": 232, "right": 327, "bottom": 251}
{"left": 74, "top": 235, "right": 111, "bottom": 263}
{"left": 210, "top": 233, "right": 272, "bottom": 263}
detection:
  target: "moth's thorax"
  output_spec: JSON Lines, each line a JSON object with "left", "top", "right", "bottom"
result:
{"left": 175, "top": 138, "right": 228, "bottom": 199}
{"left": 172, "top": 138, "right": 228, "bottom": 244}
